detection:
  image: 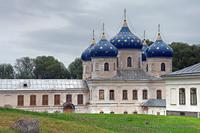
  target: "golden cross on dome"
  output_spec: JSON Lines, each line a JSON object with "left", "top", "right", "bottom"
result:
{"left": 124, "top": 8, "right": 127, "bottom": 21}
{"left": 92, "top": 29, "right": 95, "bottom": 40}
{"left": 91, "top": 29, "right": 96, "bottom": 44}
{"left": 102, "top": 23, "right": 106, "bottom": 39}
{"left": 103, "top": 23, "right": 105, "bottom": 34}
{"left": 157, "top": 24, "right": 162, "bottom": 40}
{"left": 158, "top": 24, "right": 161, "bottom": 35}
{"left": 144, "top": 30, "right": 146, "bottom": 40}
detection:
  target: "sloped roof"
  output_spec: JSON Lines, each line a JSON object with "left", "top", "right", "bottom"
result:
{"left": 142, "top": 99, "right": 166, "bottom": 107}
{"left": 167, "top": 63, "right": 200, "bottom": 77}
{"left": 0, "top": 79, "right": 88, "bottom": 91}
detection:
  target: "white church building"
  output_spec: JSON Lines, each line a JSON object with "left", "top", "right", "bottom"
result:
{"left": 0, "top": 11, "right": 199, "bottom": 117}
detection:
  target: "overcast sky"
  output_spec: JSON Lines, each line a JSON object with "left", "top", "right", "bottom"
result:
{"left": 0, "top": 0, "right": 199, "bottom": 66}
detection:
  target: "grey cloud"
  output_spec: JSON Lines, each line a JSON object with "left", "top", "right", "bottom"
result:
{"left": 0, "top": 0, "right": 199, "bottom": 66}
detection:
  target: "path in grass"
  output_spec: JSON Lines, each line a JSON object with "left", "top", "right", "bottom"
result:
{"left": 0, "top": 108, "right": 200, "bottom": 133}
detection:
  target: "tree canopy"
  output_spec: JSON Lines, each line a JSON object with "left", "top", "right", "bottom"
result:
{"left": 68, "top": 58, "right": 83, "bottom": 79}
{"left": 34, "top": 56, "right": 70, "bottom": 79}
{"left": 0, "top": 64, "right": 14, "bottom": 79}
{"left": 14, "top": 57, "right": 35, "bottom": 79}
{"left": 170, "top": 42, "right": 200, "bottom": 71}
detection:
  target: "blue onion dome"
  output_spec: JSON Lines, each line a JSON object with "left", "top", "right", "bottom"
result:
{"left": 142, "top": 39, "right": 148, "bottom": 61}
{"left": 146, "top": 31, "right": 173, "bottom": 58}
{"left": 110, "top": 15, "right": 143, "bottom": 49}
{"left": 81, "top": 33, "right": 96, "bottom": 61}
{"left": 90, "top": 27, "right": 118, "bottom": 58}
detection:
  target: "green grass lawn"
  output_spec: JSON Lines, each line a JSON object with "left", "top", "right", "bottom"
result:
{"left": 0, "top": 108, "right": 200, "bottom": 133}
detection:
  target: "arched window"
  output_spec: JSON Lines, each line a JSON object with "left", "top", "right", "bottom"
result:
{"left": 99, "top": 90, "right": 104, "bottom": 100}
{"left": 104, "top": 63, "right": 109, "bottom": 71}
{"left": 179, "top": 88, "right": 185, "bottom": 105}
{"left": 161, "top": 63, "right": 166, "bottom": 71}
{"left": 157, "top": 90, "right": 162, "bottom": 99}
{"left": 127, "top": 57, "right": 132, "bottom": 67}
{"left": 190, "top": 88, "right": 197, "bottom": 105}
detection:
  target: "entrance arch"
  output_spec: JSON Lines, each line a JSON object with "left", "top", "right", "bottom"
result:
{"left": 63, "top": 103, "right": 75, "bottom": 113}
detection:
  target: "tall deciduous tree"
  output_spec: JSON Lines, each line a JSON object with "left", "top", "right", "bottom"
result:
{"left": 34, "top": 56, "right": 70, "bottom": 79}
{"left": 14, "top": 57, "right": 35, "bottom": 79}
{"left": 0, "top": 64, "right": 14, "bottom": 79}
{"left": 68, "top": 58, "right": 83, "bottom": 79}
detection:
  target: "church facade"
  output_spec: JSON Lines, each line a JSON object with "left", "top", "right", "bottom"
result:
{"left": 80, "top": 13, "right": 173, "bottom": 115}
{"left": 0, "top": 11, "right": 199, "bottom": 117}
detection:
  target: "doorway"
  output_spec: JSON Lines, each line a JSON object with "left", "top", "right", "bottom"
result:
{"left": 63, "top": 103, "right": 75, "bottom": 113}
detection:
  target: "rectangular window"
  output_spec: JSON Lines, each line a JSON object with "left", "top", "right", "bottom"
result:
{"left": 133, "top": 90, "right": 138, "bottom": 100}
{"left": 99, "top": 90, "right": 104, "bottom": 100}
{"left": 190, "top": 88, "right": 197, "bottom": 105}
{"left": 66, "top": 94, "right": 72, "bottom": 103}
{"left": 54, "top": 95, "right": 60, "bottom": 105}
{"left": 157, "top": 90, "right": 162, "bottom": 99}
{"left": 77, "top": 94, "right": 83, "bottom": 105}
{"left": 109, "top": 90, "right": 115, "bottom": 100}
{"left": 122, "top": 90, "right": 128, "bottom": 100}
{"left": 30, "top": 95, "right": 36, "bottom": 106}
{"left": 42, "top": 95, "right": 48, "bottom": 106}
{"left": 143, "top": 90, "right": 148, "bottom": 100}
{"left": 179, "top": 88, "right": 185, "bottom": 105}
{"left": 17, "top": 95, "right": 24, "bottom": 106}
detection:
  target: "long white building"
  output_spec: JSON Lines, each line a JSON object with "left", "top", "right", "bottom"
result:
{"left": 164, "top": 63, "right": 200, "bottom": 117}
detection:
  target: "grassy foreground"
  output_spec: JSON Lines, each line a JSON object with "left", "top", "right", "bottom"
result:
{"left": 0, "top": 108, "right": 200, "bottom": 133}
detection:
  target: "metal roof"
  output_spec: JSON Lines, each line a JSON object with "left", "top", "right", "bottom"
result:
{"left": 167, "top": 63, "right": 200, "bottom": 77}
{"left": 142, "top": 99, "right": 166, "bottom": 107}
{"left": 0, "top": 79, "right": 88, "bottom": 91}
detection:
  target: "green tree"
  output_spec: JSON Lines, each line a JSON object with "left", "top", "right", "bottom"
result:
{"left": 34, "top": 56, "right": 70, "bottom": 79}
{"left": 68, "top": 58, "right": 83, "bottom": 79}
{"left": 14, "top": 57, "right": 35, "bottom": 79}
{"left": 170, "top": 42, "right": 200, "bottom": 71}
{"left": 0, "top": 64, "right": 14, "bottom": 79}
